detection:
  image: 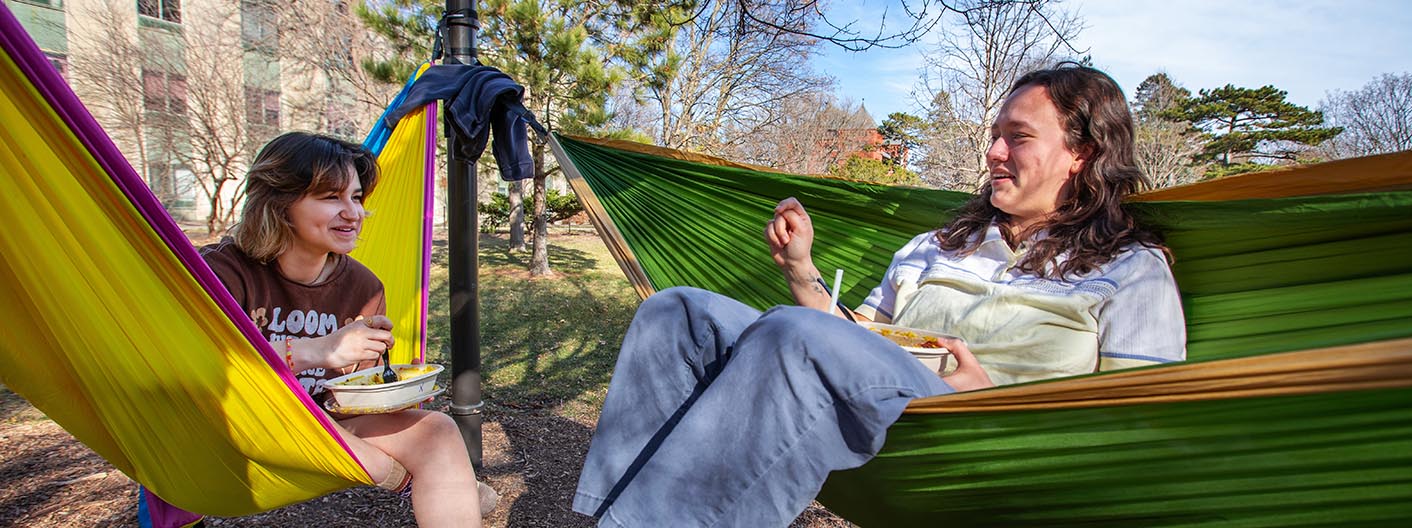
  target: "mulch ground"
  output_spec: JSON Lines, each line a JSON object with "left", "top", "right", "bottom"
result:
{"left": 0, "top": 392, "right": 851, "bottom": 527}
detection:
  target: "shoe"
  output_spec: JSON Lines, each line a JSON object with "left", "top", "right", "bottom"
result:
{"left": 478, "top": 480, "right": 499, "bottom": 516}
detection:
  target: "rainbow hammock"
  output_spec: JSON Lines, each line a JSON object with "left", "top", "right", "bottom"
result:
{"left": 549, "top": 134, "right": 1412, "bottom": 526}
{"left": 0, "top": 7, "right": 436, "bottom": 517}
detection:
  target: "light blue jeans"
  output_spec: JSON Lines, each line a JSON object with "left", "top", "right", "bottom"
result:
{"left": 573, "top": 287, "right": 952, "bottom": 527}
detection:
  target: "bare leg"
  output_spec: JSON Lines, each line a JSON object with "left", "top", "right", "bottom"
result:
{"left": 335, "top": 410, "right": 482, "bottom": 528}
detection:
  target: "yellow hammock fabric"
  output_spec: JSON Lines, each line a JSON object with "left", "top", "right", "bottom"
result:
{"left": 0, "top": 9, "right": 434, "bottom": 515}
{"left": 354, "top": 62, "right": 436, "bottom": 367}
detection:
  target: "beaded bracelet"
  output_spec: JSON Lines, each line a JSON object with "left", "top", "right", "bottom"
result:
{"left": 284, "top": 338, "right": 295, "bottom": 371}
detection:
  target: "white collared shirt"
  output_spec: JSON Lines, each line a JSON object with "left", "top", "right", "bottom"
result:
{"left": 856, "top": 224, "right": 1186, "bottom": 385}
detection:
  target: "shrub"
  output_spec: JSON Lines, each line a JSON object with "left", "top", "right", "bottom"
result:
{"left": 477, "top": 189, "right": 584, "bottom": 233}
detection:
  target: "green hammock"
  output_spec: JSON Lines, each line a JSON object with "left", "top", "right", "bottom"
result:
{"left": 549, "top": 133, "right": 1412, "bottom": 526}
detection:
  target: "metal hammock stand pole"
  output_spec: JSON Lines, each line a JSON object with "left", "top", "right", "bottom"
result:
{"left": 444, "top": 0, "right": 485, "bottom": 469}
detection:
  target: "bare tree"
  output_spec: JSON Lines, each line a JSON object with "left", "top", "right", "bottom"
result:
{"left": 65, "top": 1, "right": 162, "bottom": 199}
{"left": 1133, "top": 120, "right": 1206, "bottom": 187}
{"left": 1131, "top": 72, "right": 1205, "bottom": 187}
{"left": 911, "top": 89, "right": 981, "bottom": 189}
{"left": 606, "top": 84, "right": 661, "bottom": 137}
{"left": 912, "top": 0, "right": 1082, "bottom": 190}
{"left": 636, "top": 0, "right": 835, "bottom": 163}
{"left": 273, "top": 0, "right": 395, "bottom": 139}
{"left": 727, "top": 0, "right": 1068, "bottom": 52}
{"left": 164, "top": 4, "right": 281, "bottom": 234}
{"left": 1319, "top": 72, "right": 1412, "bottom": 159}
{"left": 744, "top": 94, "right": 875, "bottom": 174}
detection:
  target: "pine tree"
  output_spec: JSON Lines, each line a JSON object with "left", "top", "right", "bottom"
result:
{"left": 356, "top": 1, "right": 440, "bottom": 84}
{"left": 1132, "top": 73, "right": 1190, "bottom": 121}
{"left": 878, "top": 112, "right": 928, "bottom": 157}
{"left": 1166, "top": 84, "right": 1342, "bottom": 171}
{"left": 1131, "top": 73, "right": 1205, "bottom": 186}
{"left": 478, "top": 0, "right": 687, "bottom": 276}
{"left": 358, "top": 1, "right": 688, "bottom": 275}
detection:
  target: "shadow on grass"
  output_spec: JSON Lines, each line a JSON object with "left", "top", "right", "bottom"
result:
{"left": 426, "top": 233, "right": 638, "bottom": 527}
{"left": 427, "top": 234, "right": 638, "bottom": 410}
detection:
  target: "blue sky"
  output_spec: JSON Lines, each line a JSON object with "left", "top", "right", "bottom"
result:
{"left": 817, "top": 0, "right": 1412, "bottom": 123}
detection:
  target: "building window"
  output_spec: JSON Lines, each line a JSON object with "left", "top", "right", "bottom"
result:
{"left": 138, "top": 0, "right": 181, "bottom": 24}
{"left": 241, "top": 0, "right": 279, "bottom": 54}
{"left": 143, "top": 70, "right": 187, "bottom": 115}
{"left": 246, "top": 88, "right": 280, "bottom": 128}
{"left": 45, "top": 53, "right": 67, "bottom": 79}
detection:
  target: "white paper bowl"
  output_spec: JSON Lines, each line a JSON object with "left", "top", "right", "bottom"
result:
{"left": 858, "top": 322, "right": 955, "bottom": 373}
{"left": 325, "top": 363, "right": 444, "bottom": 411}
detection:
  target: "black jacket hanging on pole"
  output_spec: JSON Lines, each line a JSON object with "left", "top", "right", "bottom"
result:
{"left": 385, "top": 64, "right": 547, "bottom": 181}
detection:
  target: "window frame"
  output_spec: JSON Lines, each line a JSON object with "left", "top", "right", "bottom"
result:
{"left": 137, "top": 0, "right": 181, "bottom": 24}
{"left": 245, "top": 87, "right": 280, "bottom": 128}
{"left": 142, "top": 69, "right": 187, "bottom": 116}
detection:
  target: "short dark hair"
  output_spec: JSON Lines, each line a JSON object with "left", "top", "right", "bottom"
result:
{"left": 230, "top": 132, "right": 379, "bottom": 262}
{"left": 937, "top": 63, "right": 1166, "bottom": 278}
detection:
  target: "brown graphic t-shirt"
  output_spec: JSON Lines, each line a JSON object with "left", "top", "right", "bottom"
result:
{"left": 201, "top": 239, "right": 386, "bottom": 403}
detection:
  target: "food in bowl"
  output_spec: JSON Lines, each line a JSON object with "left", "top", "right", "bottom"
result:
{"left": 396, "top": 365, "right": 438, "bottom": 378}
{"left": 868, "top": 327, "right": 948, "bottom": 349}
{"left": 857, "top": 322, "right": 955, "bottom": 373}
{"left": 325, "top": 363, "right": 445, "bottom": 412}
{"left": 331, "top": 365, "right": 441, "bottom": 386}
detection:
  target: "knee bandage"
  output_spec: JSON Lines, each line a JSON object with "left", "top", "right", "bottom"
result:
{"left": 376, "top": 459, "right": 413, "bottom": 494}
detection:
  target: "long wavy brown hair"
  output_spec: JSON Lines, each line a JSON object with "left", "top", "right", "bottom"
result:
{"left": 937, "top": 64, "right": 1167, "bottom": 278}
{"left": 230, "top": 132, "right": 380, "bottom": 263}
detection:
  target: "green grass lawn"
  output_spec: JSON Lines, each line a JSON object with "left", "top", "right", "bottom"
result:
{"left": 425, "top": 231, "right": 640, "bottom": 422}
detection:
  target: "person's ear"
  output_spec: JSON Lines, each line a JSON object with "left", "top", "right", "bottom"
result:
{"left": 1069, "top": 146, "right": 1094, "bottom": 176}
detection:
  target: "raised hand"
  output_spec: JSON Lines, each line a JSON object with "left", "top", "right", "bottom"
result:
{"left": 297, "top": 315, "right": 395, "bottom": 371}
{"left": 765, "top": 197, "right": 818, "bottom": 275}
{"left": 766, "top": 197, "right": 843, "bottom": 312}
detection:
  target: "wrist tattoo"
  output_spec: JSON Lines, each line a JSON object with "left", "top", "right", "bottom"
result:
{"left": 788, "top": 271, "right": 821, "bottom": 285}
{"left": 800, "top": 274, "right": 825, "bottom": 295}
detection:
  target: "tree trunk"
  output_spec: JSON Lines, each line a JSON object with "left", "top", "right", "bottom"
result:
{"left": 207, "top": 179, "right": 225, "bottom": 235}
{"left": 1225, "top": 117, "right": 1237, "bottom": 165}
{"left": 529, "top": 142, "right": 551, "bottom": 277}
{"left": 508, "top": 179, "right": 526, "bottom": 252}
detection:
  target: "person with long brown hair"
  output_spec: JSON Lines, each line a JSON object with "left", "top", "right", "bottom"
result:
{"left": 771, "top": 62, "right": 1184, "bottom": 387}
{"left": 573, "top": 64, "right": 1184, "bottom": 527}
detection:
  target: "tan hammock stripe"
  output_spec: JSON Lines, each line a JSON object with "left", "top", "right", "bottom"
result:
{"left": 566, "top": 134, "right": 1412, "bottom": 203}
{"left": 562, "top": 134, "right": 928, "bottom": 186}
{"left": 550, "top": 135, "right": 658, "bottom": 300}
{"left": 905, "top": 337, "right": 1412, "bottom": 414}
{"left": 564, "top": 134, "right": 785, "bottom": 175}
{"left": 1132, "top": 150, "right": 1412, "bottom": 202}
